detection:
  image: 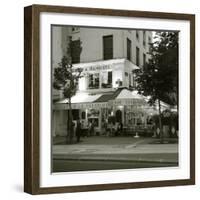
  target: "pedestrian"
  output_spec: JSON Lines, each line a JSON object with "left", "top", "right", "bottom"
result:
{"left": 76, "top": 119, "right": 82, "bottom": 143}
{"left": 88, "top": 120, "right": 95, "bottom": 136}
{"left": 111, "top": 122, "right": 116, "bottom": 137}
{"left": 119, "top": 122, "right": 123, "bottom": 135}
{"left": 88, "top": 121, "right": 92, "bottom": 136}
{"left": 152, "top": 121, "right": 157, "bottom": 138}
{"left": 91, "top": 120, "right": 95, "bottom": 136}
{"left": 115, "top": 122, "right": 119, "bottom": 136}
{"left": 107, "top": 122, "right": 111, "bottom": 137}
{"left": 104, "top": 119, "right": 108, "bottom": 136}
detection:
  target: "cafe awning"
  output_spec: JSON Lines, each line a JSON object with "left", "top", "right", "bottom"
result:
{"left": 110, "top": 88, "right": 147, "bottom": 105}
{"left": 54, "top": 88, "right": 149, "bottom": 110}
{"left": 57, "top": 93, "right": 102, "bottom": 104}
{"left": 54, "top": 88, "right": 171, "bottom": 114}
{"left": 54, "top": 93, "right": 109, "bottom": 110}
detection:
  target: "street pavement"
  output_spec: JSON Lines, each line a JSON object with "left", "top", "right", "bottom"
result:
{"left": 53, "top": 136, "right": 178, "bottom": 164}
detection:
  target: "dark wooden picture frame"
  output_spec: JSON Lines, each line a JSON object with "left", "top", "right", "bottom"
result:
{"left": 24, "top": 4, "right": 195, "bottom": 195}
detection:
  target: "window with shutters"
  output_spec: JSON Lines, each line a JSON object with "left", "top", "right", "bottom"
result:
{"left": 143, "top": 31, "right": 146, "bottom": 47}
{"left": 127, "top": 38, "right": 131, "bottom": 61}
{"left": 143, "top": 53, "right": 146, "bottom": 66}
{"left": 148, "top": 36, "right": 151, "bottom": 44}
{"left": 136, "top": 47, "right": 140, "bottom": 66}
{"left": 71, "top": 27, "right": 80, "bottom": 33}
{"left": 71, "top": 40, "right": 81, "bottom": 64}
{"left": 136, "top": 30, "right": 139, "bottom": 40}
{"left": 103, "top": 35, "right": 113, "bottom": 60}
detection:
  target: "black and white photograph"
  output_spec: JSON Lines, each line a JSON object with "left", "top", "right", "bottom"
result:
{"left": 23, "top": 4, "right": 195, "bottom": 194}
{"left": 51, "top": 26, "right": 179, "bottom": 173}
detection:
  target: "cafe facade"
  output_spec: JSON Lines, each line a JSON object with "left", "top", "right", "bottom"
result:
{"left": 53, "top": 58, "right": 170, "bottom": 136}
{"left": 52, "top": 26, "right": 172, "bottom": 137}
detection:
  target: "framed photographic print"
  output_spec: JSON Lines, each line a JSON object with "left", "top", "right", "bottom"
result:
{"left": 24, "top": 4, "right": 195, "bottom": 194}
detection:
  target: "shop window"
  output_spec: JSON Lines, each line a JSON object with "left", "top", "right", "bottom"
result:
{"left": 88, "top": 73, "right": 100, "bottom": 89}
{"left": 72, "top": 109, "right": 79, "bottom": 120}
{"left": 87, "top": 109, "right": 100, "bottom": 127}
{"left": 108, "top": 116, "right": 116, "bottom": 124}
{"left": 116, "top": 110, "right": 122, "bottom": 123}
{"left": 127, "top": 38, "right": 131, "bottom": 61}
{"left": 137, "top": 118, "right": 143, "bottom": 125}
{"left": 87, "top": 109, "right": 100, "bottom": 118}
{"left": 81, "top": 111, "right": 86, "bottom": 119}
{"left": 88, "top": 118, "right": 99, "bottom": 127}
{"left": 101, "top": 71, "right": 112, "bottom": 88}
{"left": 103, "top": 35, "right": 113, "bottom": 60}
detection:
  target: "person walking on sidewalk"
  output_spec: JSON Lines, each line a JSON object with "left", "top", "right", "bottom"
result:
{"left": 89, "top": 120, "right": 95, "bottom": 136}
{"left": 76, "top": 119, "right": 82, "bottom": 143}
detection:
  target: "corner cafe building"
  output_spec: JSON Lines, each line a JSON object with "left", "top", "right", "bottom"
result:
{"left": 53, "top": 58, "right": 170, "bottom": 136}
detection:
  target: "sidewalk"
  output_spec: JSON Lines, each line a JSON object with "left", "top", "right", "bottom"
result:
{"left": 53, "top": 136, "right": 178, "bottom": 164}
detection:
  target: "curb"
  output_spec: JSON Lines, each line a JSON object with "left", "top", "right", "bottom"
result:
{"left": 53, "top": 154, "right": 178, "bottom": 165}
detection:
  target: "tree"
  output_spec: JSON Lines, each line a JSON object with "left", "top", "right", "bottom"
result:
{"left": 135, "top": 31, "right": 178, "bottom": 142}
{"left": 53, "top": 38, "right": 82, "bottom": 143}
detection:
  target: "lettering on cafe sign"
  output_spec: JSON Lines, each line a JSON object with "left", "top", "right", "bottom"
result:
{"left": 72, "top": 64, "right": 111, "bottom": 74}
{"left": 83, "top": 64, "right": 111, "bottom": 72}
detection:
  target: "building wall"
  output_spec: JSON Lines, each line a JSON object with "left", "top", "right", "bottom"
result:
{"left": 52, "top": 26, "right": 63, "bottom": 100}
{"left": 52, "top": 26, "right": 153, "bottom": 136}
{"left": 52, "top": 26, "right": 63, "bottom": 68}
{"left": 122, "top": 30, "right": 152, "bottom": 67}
{"left": 68, "top": 27, "right": 153, "bottom": 93}
{"left": 70, "top": 27, "right": 152, "bottom": 67}
{"left": 71, "top": 27, "right": 124, "bottom": 63}
{"left": 74, "top": 61, "right": 120, "bottom": 93}
{"left": 52, "top": 26, "right": 72, "bottom": 100}
{"left": 51, "top": 26, "right": 153, "bottom": 97}
{"left": 53, "top": 110, "right": 68, "bottom": 136}
{"left": 51, "top": 26, "right": 153, "bottom": 71}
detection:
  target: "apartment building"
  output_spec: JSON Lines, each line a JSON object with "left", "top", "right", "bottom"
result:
{"left": 52, "top": 26, "right": 154, "bottom": 136}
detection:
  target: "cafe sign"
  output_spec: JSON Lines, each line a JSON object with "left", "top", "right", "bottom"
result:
{"left": 83, "top": 64, "right": 111, "bottom": 72}
{"left": 53, "top": 102, "right": 109, "bottom": 110}
{"left": 109, "top": 99, "right": 146, "bottom": 106}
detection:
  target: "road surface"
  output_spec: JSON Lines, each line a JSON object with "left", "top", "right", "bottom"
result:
{"left": 53, "top": 158, "right": 178, "bottom": 172}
